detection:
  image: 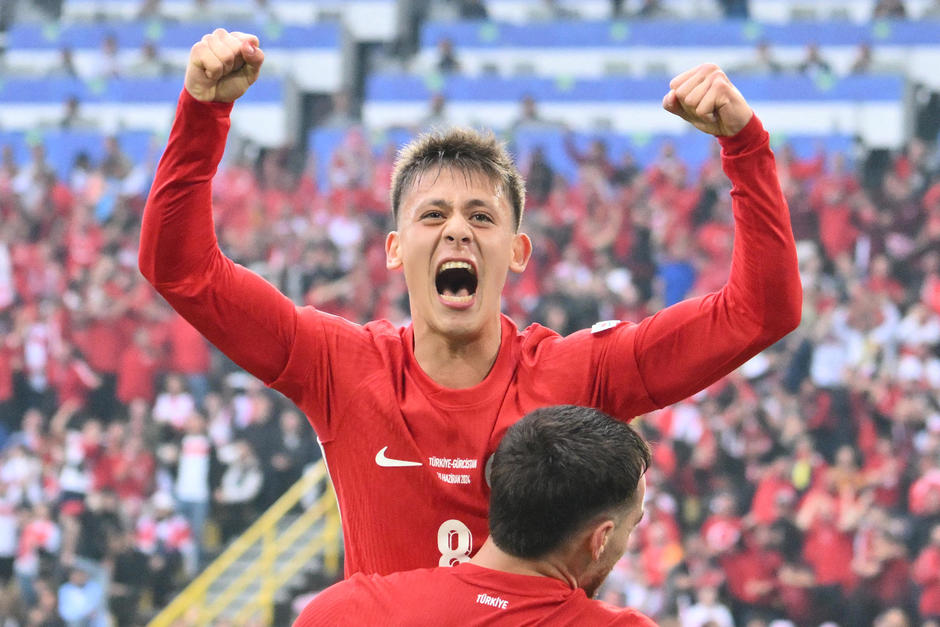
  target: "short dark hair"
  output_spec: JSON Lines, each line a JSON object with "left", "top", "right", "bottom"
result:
{"left": 488, "top": 405, "right": 650, "bottom": 559}
{"left": 390, "top": 127, "right": 526, "bottom": 231}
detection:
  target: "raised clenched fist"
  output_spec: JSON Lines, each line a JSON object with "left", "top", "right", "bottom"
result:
{"left": 662, "top": 63, "right": 753, "bottom": 137}
{"left": 184, "top": 28, "right": 265, "bottom": 103}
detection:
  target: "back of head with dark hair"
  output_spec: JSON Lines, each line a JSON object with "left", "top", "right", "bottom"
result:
{"left": 390, "top": 127, "right": 526, "bottom": 231}
{"left": 487, "top": 405, "right": 650, "bottom": 559}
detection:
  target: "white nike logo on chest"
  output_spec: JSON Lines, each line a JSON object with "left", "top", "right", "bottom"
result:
{"left": 375, "top": 446, "right": 423, "bottom": 467}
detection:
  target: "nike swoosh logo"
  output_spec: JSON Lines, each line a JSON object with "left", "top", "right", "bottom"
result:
{"left": 375, "top": 447, "right": 423, "bottom": 468}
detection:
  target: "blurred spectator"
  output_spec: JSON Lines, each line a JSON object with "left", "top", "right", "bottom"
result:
{"left": 0, "top": 485, "right": 17, "bottom": 617}
{"left": 733, "top": 40, "right": 783, "bottom": 75}
{"left": 319, "top": 89, "right": 360, "bottom": 129}
{"left": 213, "top": 440, "right": 262, "bottom": 544}
{"left": 435, "top": 37, "right": 461, "bottom": 74}
{"left": 914, "top": 524, "right": 940, "bottom": 622}
{"left": 152, "top": 374, "right": 195, "bottom": 435}
{"left": 327, "top": 128, "right": 374, "bottom": 194}
{"left": 135, "top": 492, "right": 192, "bottom": 607}
{"left": 873, "top": 0, "right": 908, "bottom": 18}
{"left": 107, "top": 529, "right": 148, "bottom": 626}
{"left": 635, "top": 0, "right": 675, "bottom": 19}
{"left": 656, "top": 234, "right": 697, "bottom": 307}
{"left": 100, "top": 137, "right": 132, "bottom": 181}
{"left": 873, "top": 607, "right": 913, "bottom": 627}
{"left": 718, "top": 0, "right": 749, "bottom": 18}
{"left": 523, "top": 146, "right": 555, "bottom": 206}
{"left": 173, "top": 413, "right": 212, "bottom": 569}
{"left": 680, "top": 585, "right": 734, "bottom": 627}
{"left": 46, "top": 47, "right": 80, "bottom": 79}
{"left": 58, "top": 564, "right": 106, "bottom": 627}
{"left": 238, "top": 391, "right": 282, "bottom": 509}
{"left": 90, "top": 34, "right": 122, "bottom": 80}
{"left": 529, "top": 0, "right": 580, "bottom": 20}
{"left": 268, "top": 408, "right": 317, "bottom": 498}
{"left": 849, "top": 42, "right": 876, "bottom": 74}
{"left": 510, "top": 94, "right": 560, "bottom": 134}
{"left": 126, "top": 40, "right": 176, "bottom": 79}
{"left": 166, "top": 314, "right": 211, "bottom": 409}
{"left": 15, "top": 503, "right": 60, "bottom": 609}
{"left": 136, "top": 0, "right": 168, "bottom": 20}
{"left": 458, "top": 0, "right": 489, "bottom": 19}
{"left": 182, "top": 0, "right": 250, "bottom": 22}
{"left": 28, "top": 577, "right": 64, "bottom": 626}
{"left": 57, "top": 96, "right": 98, "bottom": 132}
{"left": 418, "top": 92, "right": 452, "bottom": 132}
{"left": 116, "top": 328, "right": 159, "bottom": 406}
{"left": 797, "top": 43, "right": 833, "bottom": 80}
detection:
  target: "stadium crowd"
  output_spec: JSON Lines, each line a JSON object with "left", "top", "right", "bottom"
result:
{"left": 2, "top": 94, "right": 940, "bottom": 626}
{"left": 0, "top": 0, "right": 939, "bottom": 626}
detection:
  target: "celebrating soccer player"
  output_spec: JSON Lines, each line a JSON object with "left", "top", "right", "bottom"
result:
{"left": 139, "top": 29, "right": 801, "bottom": 576}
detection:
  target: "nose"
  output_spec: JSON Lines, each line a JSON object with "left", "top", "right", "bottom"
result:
{"left": 443, "top": 215, "right": 472, "bottom": 245}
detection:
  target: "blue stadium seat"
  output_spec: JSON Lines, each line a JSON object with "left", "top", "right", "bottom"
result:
{"left": 0, "top": 129, "right": 158, "bottom": 181}
{"left": 4, "top": 22, "right": 343, "bottom": 92}
{"left": 415, "top": 19, "right": 940, "bottom": 87}
{"left": 362, "top": 73, "right": 903, "bottom": 147}
{"left": 0, "top": 77, "right": 286, "bottom": 146}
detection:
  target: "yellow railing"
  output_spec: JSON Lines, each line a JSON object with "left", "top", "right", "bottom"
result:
{"left": 148, "top": 460, "right": 342, "bottom": 627}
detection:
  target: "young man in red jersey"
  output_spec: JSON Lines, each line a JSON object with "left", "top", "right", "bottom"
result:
{"left": 139, "top": 29, "right": 801, "bottom": 576}
{"left": 295, "top": 405, "right": 655, "bottom": 626}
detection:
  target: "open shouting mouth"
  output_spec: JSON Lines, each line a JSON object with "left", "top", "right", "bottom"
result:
{"left": 436, "top": 260, "right": 478, "bottom": 307}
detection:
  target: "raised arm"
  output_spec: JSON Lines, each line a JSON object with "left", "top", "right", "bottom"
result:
{"left": 632, "top": 64, "right": 802, "bottom": 406}
{"left": 139, "top": 29, "right": 294, "bottom": 383}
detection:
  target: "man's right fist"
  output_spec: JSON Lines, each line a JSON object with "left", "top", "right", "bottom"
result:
{"left": 184, "top": 28, "right": 265, "bottom": 103}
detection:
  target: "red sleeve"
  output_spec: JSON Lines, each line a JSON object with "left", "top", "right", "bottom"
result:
{"left": 139, "top": 89, "right": 296, "bottom": 384}
{"left": 619, "top": 114, "right": 802, "bottom": 408}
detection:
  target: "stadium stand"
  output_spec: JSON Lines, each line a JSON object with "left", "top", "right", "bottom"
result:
{"left": 415, "top": 19, "right": 940, "bottom": 83}
{"left": 2, "top": 0, "right": 940, "bottom": 625}
{"left": 361, "top": 73, "right": 905, "bottom": 146}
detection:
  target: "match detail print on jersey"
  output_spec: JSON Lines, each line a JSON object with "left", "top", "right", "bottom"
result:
{"left": 374, "top": 446, "right": 423, "bottom": 467}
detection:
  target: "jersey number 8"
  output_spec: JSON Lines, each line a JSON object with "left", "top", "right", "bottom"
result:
{"left": 437, "top": 519, "right": 473, "bottom": 566}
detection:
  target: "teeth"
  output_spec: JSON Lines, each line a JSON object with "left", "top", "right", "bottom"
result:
{"left": 439, "top": 261, "right": 475, "bottom": 275}
{"left": 441, "top": 294, "right": 473, "bottom": 304}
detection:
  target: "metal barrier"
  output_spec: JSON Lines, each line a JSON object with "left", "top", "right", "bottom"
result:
{"left": 148, "top": 460, "right": 342, "bottom": 626}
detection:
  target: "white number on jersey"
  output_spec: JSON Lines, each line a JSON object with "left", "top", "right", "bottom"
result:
{"left": 437, "top": 519, "right": 473, "bottom": 566}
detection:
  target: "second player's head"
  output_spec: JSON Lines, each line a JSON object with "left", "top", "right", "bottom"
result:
{"left": 487, "top": 405, "right": 650, "bottom": 597}
{"left": 385, "top": 128, "right": 532, "bottom": 344}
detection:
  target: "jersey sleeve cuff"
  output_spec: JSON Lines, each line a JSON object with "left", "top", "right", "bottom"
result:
{"left": 178, "top": 87, "right": 235, "bottom": 118}
{"left": 717, "top": 113, "right": 766, "bottom": 157}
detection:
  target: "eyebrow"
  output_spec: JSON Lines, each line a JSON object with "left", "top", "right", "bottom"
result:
{"left": 421, "top": 198, "right": 494, "bottom": 211}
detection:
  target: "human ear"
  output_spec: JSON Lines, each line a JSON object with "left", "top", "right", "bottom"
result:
{"left": 589, "top": 520, "right": 615, "bottom": 562}
{"left": 509, "top": 233, "right": 532, "bottom": 274}
{"left": 385, "top": 231, "right": 402, "bottom": 270}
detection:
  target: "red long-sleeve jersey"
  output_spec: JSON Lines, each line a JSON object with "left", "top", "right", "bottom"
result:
{"left": 294, "top": 562, "right": 656, "bottom": 626}
{"left": 140, "top": 89, "right": 800, "bottom": 577}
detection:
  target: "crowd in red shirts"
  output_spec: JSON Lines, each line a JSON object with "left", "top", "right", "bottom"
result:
{"left": 1, "top": 117, "right": 940, "bottom": 625}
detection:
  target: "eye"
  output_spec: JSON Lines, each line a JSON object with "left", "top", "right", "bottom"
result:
{"left": 421, "top": 210, "right": 445, "bottom": 220}
{"left": 471, "top": 212, "right": 494, "bottom": 224}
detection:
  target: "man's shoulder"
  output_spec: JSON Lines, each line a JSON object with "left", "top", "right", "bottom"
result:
{"left": 320, "top": 567, "right": 445, "bottom": 602}
{"left": 583, "top": 599, "right": 658, "bottom": 626}
{"left": 513, "top": 317, "right": 636, "bottom": 358}
{"left": 294, "top": 308, "right": 407, "bottom": 344}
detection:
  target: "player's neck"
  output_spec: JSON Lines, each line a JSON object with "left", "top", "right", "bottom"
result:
{"left": 412, "top": 320, "right": 502, "bottom": 389}
{"left": 471, "top": 539, "right": 578, "bottom": 590}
